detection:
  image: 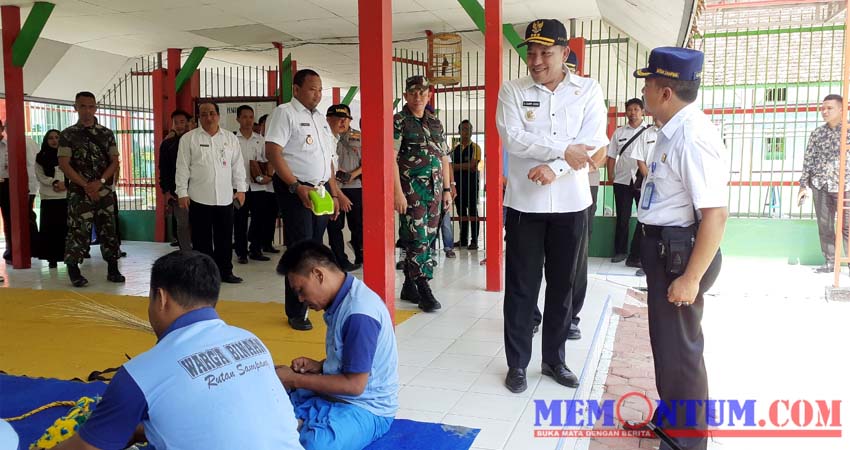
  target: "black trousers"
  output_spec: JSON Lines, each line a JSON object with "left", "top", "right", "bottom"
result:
{"left": 233, "top": 191, "right": 251, "bottom": 257}
{"left": 248, "top": 190, "right": 277, "bottom": 253}
{"left": 613, "top": 183, "right": 641, "bottom": 261}
{"left": 328, "top": 187, "right": 363, "bottom": 265}
{"left": 0, "top": 183, "right": 39, "bottom": 260}
{"left": 641, "top": 227, "right": 722, "bottom": 450}
{"left": 273, "top": 176, "right": 329, "bottom": 319}
{"left": 587, "top": 185, "right": 599, "bottom": 238}
{"left": 0, "top": 181, "right": 11, "bottom": 260}
{"left": 454, "top": 174, "right": 479, "bottom": 246}
{"left": 812, "top": 187, "right": 849, "bottom": 265}
{"left": 504, "top": 207, "right": 586, "bottom": 368}
{"left": 189, "top": 201, "right": 234, "bottom": 276}
{"left": 39, "top": 198, "right": 68, "bottom": 263}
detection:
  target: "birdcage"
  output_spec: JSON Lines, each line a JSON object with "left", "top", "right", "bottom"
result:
{"left": 427, "top": 32, "right": 462, "bottom": 85}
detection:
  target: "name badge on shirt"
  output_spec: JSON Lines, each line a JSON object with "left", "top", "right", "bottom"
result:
{"left": 200, "top": 144, "right": 210, "bottom": 147}
{"left": 300, "top": 123, "right": 310, "bottom": 127}
{"left": 522, "top": 101, "right": 540, "bottom": 107}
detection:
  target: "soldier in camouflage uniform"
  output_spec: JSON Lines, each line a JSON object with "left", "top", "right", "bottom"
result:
{"left": 58, "top": 91, "right": 124, "bottom": 287}
{"left": 393, "top": 75, "right": 453, "bottom": 312}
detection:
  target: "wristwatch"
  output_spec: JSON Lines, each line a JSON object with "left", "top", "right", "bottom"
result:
{"left": 443, "top": 187, "right": 451, "bottom": 193}
{"left": 288, "top": 180, "right": 300, "bottom": 194}
{"left": 255, "top": 175, "right": 264, "bottom": 183}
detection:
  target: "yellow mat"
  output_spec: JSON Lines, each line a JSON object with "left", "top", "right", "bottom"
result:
{"left": 0, "top": 288, "right": 415, "bottom": 380}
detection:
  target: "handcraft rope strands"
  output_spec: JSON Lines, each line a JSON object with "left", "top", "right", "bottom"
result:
{"left": 38, "top": 298, "right": 153, "bottom": 333}
{"left": 1, "top": 400, "right": 79, "bottom": 422}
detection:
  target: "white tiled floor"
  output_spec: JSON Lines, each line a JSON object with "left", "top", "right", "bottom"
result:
{"left": 7, "top": 242, "right": 845, "bottom": 449}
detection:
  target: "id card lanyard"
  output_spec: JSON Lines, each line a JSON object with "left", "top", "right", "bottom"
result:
{"left": 641, "top": 161, "right": 657, "bottom": 210}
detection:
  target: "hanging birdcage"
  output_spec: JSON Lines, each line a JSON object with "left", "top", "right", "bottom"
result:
{"left": 427, "top": 32, "right": 462, "bottom": 86}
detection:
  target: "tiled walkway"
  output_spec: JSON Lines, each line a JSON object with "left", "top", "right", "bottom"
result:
{"left": 3, "top": 243, "right": 849, "bottom": 450}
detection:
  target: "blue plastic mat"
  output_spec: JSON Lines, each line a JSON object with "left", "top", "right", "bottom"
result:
{"left": 1, "top": 375, "right": 478, "bottom": 450}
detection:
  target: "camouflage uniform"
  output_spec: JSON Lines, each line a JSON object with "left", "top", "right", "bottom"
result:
{"left": 58, "top": 122, "right": 121, "bottom": 264}
{"left": 394, "top": 105, "right": 448, "bottom": 280}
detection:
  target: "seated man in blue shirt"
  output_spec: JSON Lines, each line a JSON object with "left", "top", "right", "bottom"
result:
{"left": 276, "top": 241, "right": 399, "bottom": 450}
{"left": 55, "top": 250, "right": 303, "bottom": 450}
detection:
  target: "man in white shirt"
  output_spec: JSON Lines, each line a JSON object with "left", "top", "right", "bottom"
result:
{"left": 496, "top": 19, "right": 609, "bottom": 394}
{"left": 233, "top": 105, "right": 270, "bottom": 264}
{"left": 265, "top": 69, "right": 343, "bottom": 331}
{"left": 606, "top": 98, "right": 648, "bottom": 266}
{"left": 630, "top": 47, "right": 728, "bottom": 450}
{"left": 176, "top": 102, "right": 247, "bottom": 284}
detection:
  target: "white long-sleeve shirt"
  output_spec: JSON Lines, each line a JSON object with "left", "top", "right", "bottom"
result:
{"left": 496, "top": 71, "right": 609, "bottom": 213}
{"left": 175, "top": 127, "right": 247, "bottom": 206}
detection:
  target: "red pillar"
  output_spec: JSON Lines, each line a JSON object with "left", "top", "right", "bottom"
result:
{"left": 332, "top": 87, "right": 341, "bottom": 105}
{"left": 607, "top": 106, "right": 617, "bottom": 138}
{"left": 358, "top": 0, "right": 395, "bottom": 319}
{"left": 176, "top": 70, "right": 199, "bottom": 116}
{"left": 267, "top": 70, "right": 279, "bottom": 99}
{"left": 1, "top": 5, "right": 31, "bottom": 268}
{"left": 484, "top": 0, "right": 503, "bottom": 291}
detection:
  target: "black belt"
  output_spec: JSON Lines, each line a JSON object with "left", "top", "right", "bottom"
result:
{"left": 641, "top": 224, "right": 696, "bottom": 238}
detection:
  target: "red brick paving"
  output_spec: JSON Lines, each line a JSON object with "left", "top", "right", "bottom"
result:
{"left": 589, "top": 304, "right": 661, "bottom": 450}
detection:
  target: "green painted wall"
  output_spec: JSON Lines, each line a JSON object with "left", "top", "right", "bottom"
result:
{"left": 118, "top": 210, "right": 155, "bottom": 242}
{"left": 119, "top": 207, "right": 824, "bottom": 266}
{"left": 589, "top": 217, "right": 824, "bottom": 265}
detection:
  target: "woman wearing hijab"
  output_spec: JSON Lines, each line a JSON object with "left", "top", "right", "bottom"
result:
{"left": 35, "top": 129, "right": 68, "bottom": 268}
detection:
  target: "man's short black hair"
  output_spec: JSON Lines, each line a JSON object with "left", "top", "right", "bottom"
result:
{"left": 198, "top": 102, "right": 220, "bottom": 114}
{"left": 171, "top": 109, "right": 191, "bottom": 120}
{"left": 75, "top": 91, "right": 96, "bottom": 102}
{"left": 459, "top": 119, "right": 473, "bottom": 132}
{"left": 824, "top": 94, "right": 844, "bottom": 104}
{"left": 278, "top": 240, "right": 341, "bottom": 276}
{"left": 150, "top": 251, "right": 220, "bottom": 308}
{"left": 258, "top": 114, "right": 269, "bottom": 125}
{"left": 625, "top": 98, "right": 644, "bottom": 109}
{"left": 652, "top": 78, "right": 700, "bottom": 103}
{"left": 294, "top": 69, "right": 320, "bottom": 87}
{"left": 237, "top": 105, "right": 254, "bottom": 117}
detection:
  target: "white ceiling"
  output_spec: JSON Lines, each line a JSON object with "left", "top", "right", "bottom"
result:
{"left": 0, "top": 0, "right": 693, "bottom": 102}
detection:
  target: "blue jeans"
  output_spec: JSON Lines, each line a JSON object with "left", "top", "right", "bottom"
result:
{"left": 431, "top": 210, "right": 454, "bottom": 251}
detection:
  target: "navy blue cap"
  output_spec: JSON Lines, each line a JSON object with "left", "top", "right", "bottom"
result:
{"left": 518, "top": 19, "right": 568, "bottom": 48}
{"left": 634, "top": 47, "right": 704, "bottom": 81}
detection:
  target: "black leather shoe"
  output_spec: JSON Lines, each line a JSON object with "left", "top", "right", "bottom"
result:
{"left": 263, "top": 246, "right": 280, "bottom": 254}
{"left": 541, "top": 362, "right": 579, "bottom": 388}
{"left": 249, "top": 252, "right": 270, "bottom": 261}
{"left": 625, "top": 259, "right": 641, "bottom": 268}
{"left": 237, "top": 256, "right": 248, "bottom": 264}
{"left": 505, "top": 368, "right": 527, "bottom": 393}
{"left": 288, "top": 317, "right": 313, "bottom": 331}
{"left": 400, "top": 277, "right": 421, "bottom": 303}
{"left": 611, "top": 254, "right": 627, "bottom": 263}
{"left": 415, "top": 278, "right": 441, "bottom": 312}
{"left": 567, "top": 323, "right": 581, "bottom": 340}
{"left": 221, "top": 274, "right": 243, "bottom": 284}
{"left": 467, "top": 243, "right": 479, "bottom": 250}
